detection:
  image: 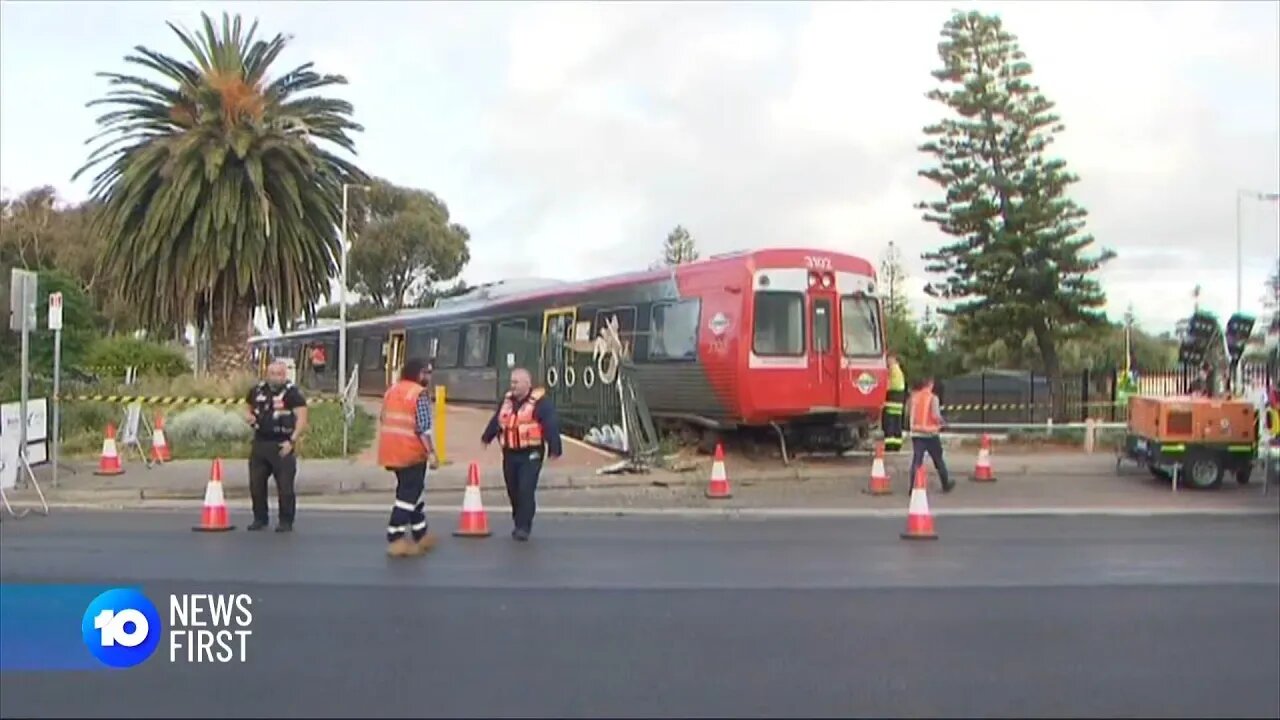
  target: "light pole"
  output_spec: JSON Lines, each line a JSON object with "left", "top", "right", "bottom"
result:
{"left": 1236, "top": 189, "right": 1280, "bottom": 314}
{"left": 339, "top": 182, "right": 369, "bottom": 457}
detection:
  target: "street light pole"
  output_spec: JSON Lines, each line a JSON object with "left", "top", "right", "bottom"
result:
{"left": 338, "top": 182, "right": 369, "bottom": 457}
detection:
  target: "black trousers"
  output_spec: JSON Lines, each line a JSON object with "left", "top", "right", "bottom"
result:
{"left": 882, "top": 389, "right": 906, "bottom": 451}
{"left": 249, "top": 440, "right": 297, "bottom": 524}
{"left": 386, "top": 463, "right": 428, "bottom": 543}
{"left": 907, "top": 435, "right": 952, "bottom": 489}
{"left": 502, "top": 450, "right": 543, "bottom": 532}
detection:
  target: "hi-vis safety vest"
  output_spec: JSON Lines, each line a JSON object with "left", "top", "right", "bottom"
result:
{"left": 885, "top": 364, "right": 907, "bottom": 416}
{"left": 909, "top": 390, "right": 941, "bottom": 435}
{"left": 377, "top": 380, "right": 429, "bottom": 469}
{"left": 499, "top": 388, "right": 547, "bottom": 451}
{"left": 888, "top": 364, "right": 906, "bottom": 393}
{"left": 1267, "top": 407, "right": 1280, "bottom": 440}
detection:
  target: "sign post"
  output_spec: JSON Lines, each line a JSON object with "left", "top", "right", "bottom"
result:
{"left": 49, "top": 291, "right": 62, "bottom": 488}
{"left": 3, "top": 268, "right": 48, "bottom": 517}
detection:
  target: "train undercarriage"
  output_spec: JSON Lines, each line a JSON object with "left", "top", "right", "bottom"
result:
{"left": 656, "top": 411, "right": 878, "bottom": 464}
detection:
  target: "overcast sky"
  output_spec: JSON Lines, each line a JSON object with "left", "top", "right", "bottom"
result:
{"left": 2, "top": 0, "right": 1277, "bottom": 336}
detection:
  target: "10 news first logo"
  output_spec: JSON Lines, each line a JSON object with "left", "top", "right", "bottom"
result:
{"left": 82, "top": 588, "right": 253, "bottom": 668}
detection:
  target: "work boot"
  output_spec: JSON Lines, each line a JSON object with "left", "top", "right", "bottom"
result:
{"left": 386, "top": 537, "right": 414, "bottom": 558}
{"left": 247, "top": 520, "right": 268, "bottom": 531}
{"left": 512, "top": 528, "right": 530, "bottom": 542}
{"left": 275, "top": 522, "right": 293, "bottom": 533}
{"left": 412, "top": 533, "right": 438, "bottom": 555}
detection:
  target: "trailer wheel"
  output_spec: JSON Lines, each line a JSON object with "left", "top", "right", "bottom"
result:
{"left": 1235, "top": 464, "right": 1252, "bottom": 485}
{"left": 1183, "top": 452, "right": 1224, "bottom": 490}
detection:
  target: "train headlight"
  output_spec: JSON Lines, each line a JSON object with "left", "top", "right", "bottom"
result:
{"left": 821, "top": 273, "right": 833, "bottom": 288}
{"left": 808, "top": 273, "right": 818, "bottom": 287}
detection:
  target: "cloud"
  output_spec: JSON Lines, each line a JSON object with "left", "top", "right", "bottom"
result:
{"left": 474, "top": 0, "right": 1279, "bottom": 333}
{"left": 1, "top": 0, "right": 1275, "bottom": 338}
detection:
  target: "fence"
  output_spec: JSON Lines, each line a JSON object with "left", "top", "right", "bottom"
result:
{"left": 937, "top": 362, "right": 1275, "bottom": 425}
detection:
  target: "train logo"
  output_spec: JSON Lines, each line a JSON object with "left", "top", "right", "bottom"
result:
{"left": 708, "top": 313, "right": 731, "bottom": 336}
{"left": 855, "top": 372, "right": 878, "bottom": 395}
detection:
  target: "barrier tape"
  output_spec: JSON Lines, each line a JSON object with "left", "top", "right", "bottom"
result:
{"left": 940, "top": 400, "right": 1134, "bottom": 412}
{"left": 62, "top": 395, "right": 339, "bottom": 406}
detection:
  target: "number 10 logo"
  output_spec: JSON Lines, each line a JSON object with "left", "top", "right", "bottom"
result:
{"left": 81, "top": 588, "right": 162, "bottom": 668}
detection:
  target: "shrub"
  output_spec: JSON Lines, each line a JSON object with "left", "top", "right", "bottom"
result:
{"left": 85, "top": 337, "right": 190, "bottom": 379}
{"left": 165, "top": 405, "right": 252, "bottom": 444}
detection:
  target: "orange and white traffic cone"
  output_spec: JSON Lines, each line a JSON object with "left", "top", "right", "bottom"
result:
{"left": 705, "top": 443, "right": 733, "bottom": 499}
{"left": 151, "top": 413, "right": 171, "bottom": 463}
{"left": 971, "top": 434, "right": 997, "bottom": 482}
{"left": 192, "top": 458, "right": 235, "bottom": 532}
{"left": 900, "top": 465, "right": 938, "bottom": 541}
{"left": 453, "top": 462, "right": 492, "bottom": 538}
{"left": 863, "top": 441, "right": 893, "bottom": 495}
{"left": 94, "top": 423, "right": 125, "bottom": 476}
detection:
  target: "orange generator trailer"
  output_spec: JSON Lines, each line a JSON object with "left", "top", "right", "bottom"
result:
{"left": 1120, "top": 395, "right": 1259, "bottom": 489}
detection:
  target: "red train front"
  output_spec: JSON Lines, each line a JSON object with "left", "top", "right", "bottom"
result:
{"left": 674, "top": 248, "right": 888, "bottom": 453}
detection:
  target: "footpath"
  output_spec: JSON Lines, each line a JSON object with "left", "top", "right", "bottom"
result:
{"left": 10, "top": 442, "right": 1278, "bottom": 517}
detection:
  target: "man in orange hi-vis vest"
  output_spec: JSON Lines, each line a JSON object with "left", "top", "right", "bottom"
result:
{"left": 482, "top": 367, "right": 563, "bottom": 542}
{"left": 907, "top": 376, "right": 955, "bottom": 493}
{"left": 377, "top": 357, "right": 439, "bottom": 558}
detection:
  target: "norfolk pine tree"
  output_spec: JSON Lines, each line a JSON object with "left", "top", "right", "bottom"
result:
{"left": 662, "top": 225, "right": 700, "bottom": 266}
{"left": 916, "top": 10, "right": 1115, "bottom": 416}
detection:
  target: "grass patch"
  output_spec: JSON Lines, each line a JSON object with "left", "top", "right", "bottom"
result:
{"left": 55, "top": 373, "right": 374, "bottom": 460}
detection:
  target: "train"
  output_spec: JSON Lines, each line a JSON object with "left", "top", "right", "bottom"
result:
{"left": 247, "top": 247, "right": 891, "bottom": 453}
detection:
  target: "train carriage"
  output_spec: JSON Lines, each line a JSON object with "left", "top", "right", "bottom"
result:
{"left": 248, "top": 247, "right": 889, "bottom": 452}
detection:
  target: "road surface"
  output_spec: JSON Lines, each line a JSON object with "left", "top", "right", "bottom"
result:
{"left": 2, "top": 510, "right": 1278, "bottom": 718}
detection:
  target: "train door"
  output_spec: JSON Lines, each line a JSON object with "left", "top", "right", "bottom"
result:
{"left": 809, "top": 276, "right": 842, "bottom": 410}
{"left": 386, "top": 330, "right": 406, "bottom": 386}
{"left": 541, "top": 307, "right": 577, "bottom": 403}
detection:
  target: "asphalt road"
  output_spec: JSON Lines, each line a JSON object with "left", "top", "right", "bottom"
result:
{"left": 1, "top": 510, "right": 1278, "bottom": 718}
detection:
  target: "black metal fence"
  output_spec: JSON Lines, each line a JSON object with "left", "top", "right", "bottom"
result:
{"left": 936, "top": 363, "right": 1275, "bottom": 425}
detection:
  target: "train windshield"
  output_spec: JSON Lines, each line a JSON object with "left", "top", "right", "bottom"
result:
{"left": 840, "top": 295, "right": 883, "bottom": 357}
{"left": 753, "top": 291, "right": 805, "bottom": 355}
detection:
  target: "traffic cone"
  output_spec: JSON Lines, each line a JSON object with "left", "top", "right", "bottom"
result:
{"left": 151, "top": 413, "right": 171, "bottom": 463}
{"left": 453, "top": 462, "right": 492, "bottom": 537}
{"left": 863, "top": 441, "right": 892, "bottom": 495}
{"left": 705, "top": 443, "right": 732, "bottom": 499}
{"left": 94, "top": 423, "right": 125, "bottom": 476}
{"left": 971, "top": 434, "right": 997, "bottom": 482}
{"left": 192, "top": 459, "right": 235, "bottom": 532}
{"left": 900, "top": 465, "right": 938, "bottom": 541}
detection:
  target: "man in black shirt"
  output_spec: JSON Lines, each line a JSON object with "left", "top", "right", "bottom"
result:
{"left": 243, "top": 360, "right": 309, "bottom": 532}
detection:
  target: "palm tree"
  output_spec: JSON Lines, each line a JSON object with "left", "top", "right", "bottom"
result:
{"left": 74, "top": 12, "right": 367, "bottom": 373}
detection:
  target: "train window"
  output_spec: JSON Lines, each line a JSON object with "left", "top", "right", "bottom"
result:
{"left": 464, "top": 323, "right": 491, "bottom": 367}
{"left": 594, "top": 307, "right": 637, "bottom": 358}
{"left": 361, "top": 337, "right": 383, "bottom": 370}
{"left": 496, "top": 319, "right": 528, "bottom": 341}
{"left": 436, "top": 327, "right": 461, "bottom": 368}
{"left": 350, "top": 339, "right": 364, "bottom": 373}
{"left": 649, "top": 300, "right": 700, "bottom": 361}
{"left": 813, "top": 299, "right": 832, "bottom": 353}
{"left": 841, "top": 295, "right": 884, "bottom": 357}
{"left": 753, "top": 291, "right": 805, "bottom": 356}
{"left": 408, "top": 329, "right": 435, "bottom": 360}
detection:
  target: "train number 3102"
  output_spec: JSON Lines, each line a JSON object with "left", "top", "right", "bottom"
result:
{"left": 804, "top": 256, "right": 833, "bottom": 271}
